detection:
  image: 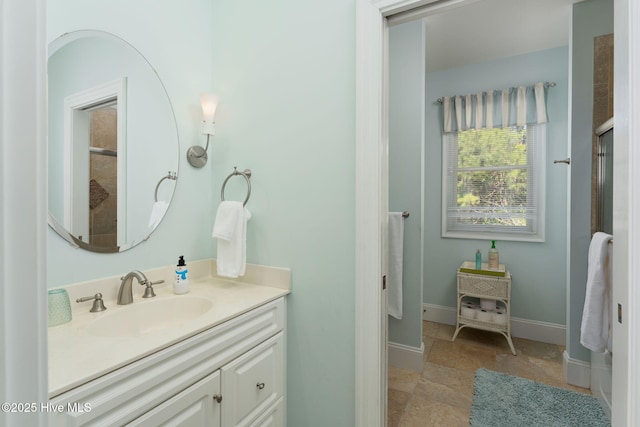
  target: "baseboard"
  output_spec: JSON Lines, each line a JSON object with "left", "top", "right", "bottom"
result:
{"left": 422, "top": 303, "right": 566, "bottom": 345}
{"left": 423, "top": 303, "right": 458, "bottom": 325}
{"left": 388, "top": 341, "right": 424, "bottom": 372}
{"left": 563, "top": 350, "right": 591, "bottom": 389}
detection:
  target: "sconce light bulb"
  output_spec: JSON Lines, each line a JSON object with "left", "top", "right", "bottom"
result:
{"left": 200, "top": 93, "right": 220, "bottom": 122}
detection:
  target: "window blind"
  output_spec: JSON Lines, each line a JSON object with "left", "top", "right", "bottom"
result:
{"left": 443, "top": 124, "right": 545, "bottom": 238}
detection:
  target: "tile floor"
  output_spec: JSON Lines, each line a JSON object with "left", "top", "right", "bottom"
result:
{"left": 388, "top": 321, "right": 591, "bottom": 427}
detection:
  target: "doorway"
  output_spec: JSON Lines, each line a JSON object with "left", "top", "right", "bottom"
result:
{"left": 355, "top": 0, "right": 637, "bottom": 426}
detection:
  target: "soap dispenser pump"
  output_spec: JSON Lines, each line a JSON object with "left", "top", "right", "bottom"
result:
{"left": 174, "top": 255, "right": 190, "bottom": 294}
{"left": 488, "top": 240, "right": 499, "bottom": 269}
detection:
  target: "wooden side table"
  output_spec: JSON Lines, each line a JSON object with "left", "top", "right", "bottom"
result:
{"left": 452, "top": 264, "right": 516, "bottom": 355}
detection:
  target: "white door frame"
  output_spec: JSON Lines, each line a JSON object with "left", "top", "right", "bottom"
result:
{"left": 0, "top": 0, "right": 48, "bottom": 425}
{"left": 612, "top": 0, "right": 639, "bottom": 425}
{"left": 63, "top": 78, "right": 127, "bottom": 245}
{"left": 355, "top": 2, "right": 473, "bottom": 424}
{"left": 355, "top": 0, "right": 640, "bottom": 426}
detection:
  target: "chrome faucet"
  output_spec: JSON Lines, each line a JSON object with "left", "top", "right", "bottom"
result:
{"left": 117, "top": 270, "right": 150, "bottom": 305}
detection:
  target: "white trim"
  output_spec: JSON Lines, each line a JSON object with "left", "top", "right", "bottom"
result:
{"left": 356, "top": 2, "right": 505, "bottom": 426}
{"left": 590, "top": 350, "right": 612, "bottom": 419}
{"left": 388, "top": 341, "right": 425, "bottom": 372}
{"left": 565, "top": 5, "right": 574, "bottom": 415}
{"left": 423, "top": 302, "right": 457, "bottom": 325}
{"left": 422, "top": 303, "right": 566, "bottom": 345}
{"left": 510, "top": 317, "right": 565, "bottom": 346}
{"left": 387, "top": 0, "right": 482, "bottom": 27}
{"left": 625, "top": 0, "right": 640, "bottom": 422}
{"left": 63, "top": 78, "right": 127, "bottom": 245}
{"left": 355, "top": 1, "right": 386, "bottom": 425}
{"left": 563, "top": 350, "right": 591, "bottom": 389}
{"left": 0, "top": 0, "right": 48, "bottom": 424}
{"left": 613, "top": 0, "right": 639, "bottom": 425}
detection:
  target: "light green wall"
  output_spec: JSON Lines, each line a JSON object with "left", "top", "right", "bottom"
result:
{"left": 209, "top": 2, "right": 355, "bottom": 425}
{"left": 46, "top": 0, "right": 216, "bottom": 285}
{"left": 568, "top": 0, "right": 614, "bottom": 363}
{"left": 424, "top": 47, "right": 570, "bottom": 324}
{"left": 388, "top": 20, "right": 424, "bottom": 349}
{"left": 48, "top": 1, "right": 357, "bottom": 426}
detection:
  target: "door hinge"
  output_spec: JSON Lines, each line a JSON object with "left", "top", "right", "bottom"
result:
{"left": 618, "top": 303, "right": 622, "bottom": 323}
{"left": 382, "top": 275, "right": 386, "bottom": 290}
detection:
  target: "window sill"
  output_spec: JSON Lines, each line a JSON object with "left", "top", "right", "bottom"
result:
{"left": 441, "top": 230, "right": 545, "bottom": 243}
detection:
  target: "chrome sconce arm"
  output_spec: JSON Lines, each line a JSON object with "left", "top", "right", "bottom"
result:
{"left": 187, "top": 93, "right": 219, "bottom": 168}
{"left": 187, "top": 134, "right": 211, "bottom": 168}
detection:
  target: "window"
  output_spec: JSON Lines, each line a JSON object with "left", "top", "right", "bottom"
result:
{"left": 442, "top": 124, "right": 545, "bottom": 241}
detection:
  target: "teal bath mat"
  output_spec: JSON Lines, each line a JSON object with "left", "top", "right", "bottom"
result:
{"left": 470, "top": 368, "right": 610, "bottom": 427}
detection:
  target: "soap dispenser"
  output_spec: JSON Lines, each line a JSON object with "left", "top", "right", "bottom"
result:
{"left": 488, "top": 240, "right": 499, "bottom": 269}
{"left": 174, "top": 255, "right": 190, "bottom": 295}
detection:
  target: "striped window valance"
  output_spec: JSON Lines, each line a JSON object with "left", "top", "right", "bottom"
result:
{"left": 441, "top": 82, "right": 551, "bottom": 133}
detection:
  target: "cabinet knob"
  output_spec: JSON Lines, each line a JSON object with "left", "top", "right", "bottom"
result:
{"left": 256, "top": 382, "right": 265, "bottom": 390}
{"left": 213, "top": 394, "right": 223, "bottom": 403}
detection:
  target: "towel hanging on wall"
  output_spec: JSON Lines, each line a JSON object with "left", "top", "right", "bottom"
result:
{"left": 212, "top": 201, "right": 251, "bottom": 278}
{"left": 580, "top": 232, "right": 613, "bottom": 352}
{"left": 148, "top": 201, "right": 168, "bottom": 229}
{"left": 388, "top": 212, "right": 405, "bottom": 320}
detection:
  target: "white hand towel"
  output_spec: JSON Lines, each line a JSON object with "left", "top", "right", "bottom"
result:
{"left": 387, "top": 212, "right": 404, "bottom": 320}
{"left": 212, "top": 201, "right": 242, "bottom": 240}
{"left": 580, "top": 232, "right": 613, "bottom": 352}
{"left": 212, "top": 201, "right": 251, "bottom": 278}
{"left": 148, "top": 201, "right": 169, "bottom": 229}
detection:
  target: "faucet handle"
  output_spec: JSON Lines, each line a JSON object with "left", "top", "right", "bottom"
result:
{"left": 76, "top": 293, "right": 107, "bottom": 312}
{"left": 141, "top": 280, "right": 164, "bottom": 299}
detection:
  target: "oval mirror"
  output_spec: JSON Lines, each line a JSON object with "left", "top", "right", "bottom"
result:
{"left": 47, "top": 30, "right": 179, "bottom": 253}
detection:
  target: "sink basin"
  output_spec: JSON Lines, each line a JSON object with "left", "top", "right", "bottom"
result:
{"left": 87, "top": 296, "right": 213, "bottom": 337}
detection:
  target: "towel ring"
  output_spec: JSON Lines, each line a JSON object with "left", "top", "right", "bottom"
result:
{"left": 154, "top": 171, "right": 177, "bottom": 202}
{"left": 221, "top": 167, "right": 252, "bottom": 206}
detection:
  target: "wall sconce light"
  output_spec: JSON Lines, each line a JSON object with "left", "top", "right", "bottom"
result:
{"left": 187, "top": 93, "right": 219, "bottom": 168}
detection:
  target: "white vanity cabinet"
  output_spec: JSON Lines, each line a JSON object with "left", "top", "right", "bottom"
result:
{"left": 128, "top": 332, "right": 284, "bottom": 427}
{"left": 128, "top": 370, "right": 222, "bottom": 426}
{"left": 49, "top": 297, "right": 286, "bottom": 427}
{"left": 220, "top": 332, "right": 284, "bottom": 426}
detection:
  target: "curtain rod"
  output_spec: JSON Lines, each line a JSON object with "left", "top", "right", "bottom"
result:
{"left": 435, "top": 82, "right": 556, "bottom": 104}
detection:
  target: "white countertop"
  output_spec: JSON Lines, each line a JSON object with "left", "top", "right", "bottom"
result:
{"left": 48, "top": 262, "right": 290, "bottom": 398}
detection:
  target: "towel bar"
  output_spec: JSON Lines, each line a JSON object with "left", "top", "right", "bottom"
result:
{"left": 154, "top": 171, "right": 177, "bottom": 202}
{"left": 221, "top": 167, "right": 252, "bottom": 206}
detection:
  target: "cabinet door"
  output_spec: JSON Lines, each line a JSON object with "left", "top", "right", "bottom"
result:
{"left": 222, "top": 332, "right": 284, "bottom": 427}
{"left": 249, "top": 397, "right": 284, "bottom": 427}
{"left": 127, "top": 370, "right": 221, "bottom": 427}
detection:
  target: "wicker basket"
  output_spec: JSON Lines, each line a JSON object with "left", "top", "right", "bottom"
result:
{"left": 458, "top": 272, "right": 509, "bottom": 299}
